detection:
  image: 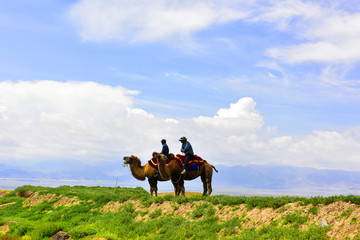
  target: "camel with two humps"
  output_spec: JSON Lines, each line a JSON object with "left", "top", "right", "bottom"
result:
{"left": 123, "top": 153, "right": 184, "bottom": 196}
{"left": 155, "top": 153, "right": 218, "bottom": 196}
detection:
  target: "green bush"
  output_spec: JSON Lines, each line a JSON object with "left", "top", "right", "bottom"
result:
{"left": 29, "top": 222, "right": 62, "bottom": 239}
{"left": 222, "top": 217, "right": 241, "bottom": 236}
{"left": 149, "top": 208, "right": 162, "bottom": 219}
{"left": 70, "top": 226, "right": 97, "bottom": 239}
{"left": 309, "top": 206, "right": 319, "bottom": 215}
{"left": 283, "top": 212, "right": 309, "bottom": 227}
{"left": 9, "top": 222, "right": 34, "bottom": 237}
{"left": 191, "top": 202, "right": 211, "bottom": 219}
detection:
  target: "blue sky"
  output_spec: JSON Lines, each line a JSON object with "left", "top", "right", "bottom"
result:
{"left": 0, "top": 0, "right": 360, "bottom": 175}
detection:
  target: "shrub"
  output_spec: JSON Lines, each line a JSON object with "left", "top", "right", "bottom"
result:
{"left": 149, "top": 208, "right": 162, "bottom": 219}
{"left": 191, "top": 202, "right": 211, "bottom": 219}
{"left": 283, "top": 212, "right": 309, "bottom": 227}
{"left": 9, "top": 222, "right": 34, "bottom": 237}
{"left": 222, "top": 217, "right": 241, "bottom": 236}
{"left": 70, "top": 226, "right": 97, "bottom": 239}
{"left": 29, "top": 222, "right": 62, "bottom": 239}
{"left": 309, "top": 206, "right": 319, "bottom": 215}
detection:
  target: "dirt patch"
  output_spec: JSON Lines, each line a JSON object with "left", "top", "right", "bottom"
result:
{"left": 17, "top": 190, "right": 36, "bottom": 198}
{"left": 0, "top": 221, "right": 17, "bottom": 235}
{"left": 54, "top": 196, "right": 81, "bottom": 207}
{"left": 0, "top": 202, "right": 16, "bottom": 209}
{"left": 21, "top": 192, "right": 59, "bottom": 206}
{"left": 158, "top": 192, "right": 203, "bottom": 197}
{"left": 17, "top": 191, "right": 81, "bottom": 207}
{"left": 0, "top": 190, "right": 10, "bottom": 198}
{"left": 101, "top": 200, "right": 142, "bottom": 213}
{"left": 0, "top": 223, "right": 10, "bottom": 235}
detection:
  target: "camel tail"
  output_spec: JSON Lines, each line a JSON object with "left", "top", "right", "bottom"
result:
{"left": 211, "top": 165, "right": 218, "bottom": 173}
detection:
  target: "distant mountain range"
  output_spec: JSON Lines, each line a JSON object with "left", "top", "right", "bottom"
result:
{"left": 1, "top": 162, "right": 360, "bottom": 196}
{"left": 214, "top": 164, "right": 360, "bottom": 190}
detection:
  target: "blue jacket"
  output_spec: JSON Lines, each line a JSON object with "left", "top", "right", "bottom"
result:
{"left": 181, "top": 141, "right": 193, "bottom": 156}
{"left": 161, "top": 143, "right": 169, "bottom": 157}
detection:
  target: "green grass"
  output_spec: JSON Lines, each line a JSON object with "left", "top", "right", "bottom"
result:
{"left": 283, "top": 212, "right": 309, "bottom": 227}
{"left": 308, "top": 206, "right": 319, "bottom": 215}
{"left": 1, "top": 185, "right": 358, "bottom": 240}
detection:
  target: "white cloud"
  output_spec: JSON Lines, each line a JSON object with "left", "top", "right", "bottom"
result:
{"left": 267, "top": 40, "right": 360, "bottom": 64}
{"left": 0, "top": 80, "right": 360, "bottom": 171}
{"left": 69, "top": 0, "right": 250, "bottom": 42}
{"left": 257, "top": 0, "right": 360, "bottom": 64}
{"left": 68, "top": 0, "right": 360, "bottom": 65}
{"left": 252, "top": 0, "right": 323, "bottom": 29}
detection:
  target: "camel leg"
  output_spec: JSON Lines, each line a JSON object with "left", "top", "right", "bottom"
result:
{"left": 173, "top": 183, "right": 185, "bottom": 196}
{"left": 180, "top": 183, "right": 185, "bottom": 196}
{"left": 201, "top": 175, "right": 208, "bottom": 196}
{"left": 174, "top": 182, "right": 185, "bottom": 196}
{"left": 148, "top": 178, "right": 158, "bottom": 197}
{"left": 207, "top": 167, "right": 213, "bottom": 196}
{"left": 207, "top": 177, "right": 212, "bottom": 196}
{"left": 178, "top": 177, "right": 185, "bottom": 196}
{"left": 172, "top": 182, "right": 180, "bottom": 196}
{"left": 171, "top": 175, "right": 184, "bottom": 196}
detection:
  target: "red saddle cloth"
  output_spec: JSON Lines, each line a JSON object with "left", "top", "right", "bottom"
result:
{"left": 148, "top": 156, "right": 173, "bottom": 168}
{"left": 175, "top": 154, "right": 207, "bottom": 169}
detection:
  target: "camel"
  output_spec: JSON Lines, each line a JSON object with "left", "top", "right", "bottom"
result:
{"left": 155, "top": 153, "right": 218, "bottom": 196}
{"left": 123, "top": 153, "right": 182, "bottom": 196}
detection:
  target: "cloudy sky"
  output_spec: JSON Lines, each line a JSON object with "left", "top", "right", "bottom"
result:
{"left": 0, "top": 0, "right": 360, "bottom": 175}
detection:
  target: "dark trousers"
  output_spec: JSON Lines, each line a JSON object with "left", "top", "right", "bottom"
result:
{"left": 183, "top": 154, "right": 193, "bottom": 171}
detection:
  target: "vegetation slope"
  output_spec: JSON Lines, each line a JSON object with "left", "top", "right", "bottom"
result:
{"left": 0, "top": 186, "right": 360, "bottom": 240}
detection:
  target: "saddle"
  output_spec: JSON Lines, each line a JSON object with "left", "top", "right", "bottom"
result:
{"left": 148, "top": 155, "right": 173, "bottom": 168}
{"left": 175, "top": 154, "right": 207, "bottom": 171}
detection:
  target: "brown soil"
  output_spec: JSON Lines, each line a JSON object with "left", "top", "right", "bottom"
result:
{"left": 158, "top": 191, "right": 203, "bottom": 197}
{"left": 53, "top": 196, "right": 81, "bottom": 207}
{"left": 0, "top": 190, "right": 10, "bottom": 198}
{"left": 0, "top": 202, "right": 16, "bottom": 209}
{"left": 17, "top": 191, "right": 81, "bottom": 207}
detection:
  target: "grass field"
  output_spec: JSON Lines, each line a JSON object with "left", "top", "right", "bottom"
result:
{"left": 0, "top": 185, "right": 360, "bottom": 240}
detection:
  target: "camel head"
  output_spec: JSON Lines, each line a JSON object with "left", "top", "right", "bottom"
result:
{"left": 123, "top": 155, "right": 140, "bottom": 166}
{"left": 156, "top": 153, "right": 168, "bottom": 164}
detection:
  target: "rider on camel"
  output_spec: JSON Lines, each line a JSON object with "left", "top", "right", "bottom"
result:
{"left": 179, "top": 136, "right": 193, "bottom": 175}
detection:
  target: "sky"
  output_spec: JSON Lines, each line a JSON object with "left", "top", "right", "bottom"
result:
{"left": 0, "top": 0, "right": 360, "bottom": 177}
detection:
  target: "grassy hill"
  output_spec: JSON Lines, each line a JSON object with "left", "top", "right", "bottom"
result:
{"left": 0, "top": 186, "right": 360, "bottom": 239}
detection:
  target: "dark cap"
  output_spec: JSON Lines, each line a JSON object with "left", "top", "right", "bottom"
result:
{"left": 179, "top": 136, "right": 187, "bottom": 141}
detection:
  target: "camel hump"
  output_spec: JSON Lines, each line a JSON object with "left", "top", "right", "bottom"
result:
{"left": 148, "top": 157, "right": 158, "bottom": 168}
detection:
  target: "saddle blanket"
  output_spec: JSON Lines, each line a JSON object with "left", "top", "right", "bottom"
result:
{"left": 175, "top": 154, "right": 206, "bottom": 171}
{"left": 148, "top": 156, "right": 173, "bottom": 168}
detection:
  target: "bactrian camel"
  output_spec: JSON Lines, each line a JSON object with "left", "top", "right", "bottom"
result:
{"left": 155, "top": 153, "right": 218, "bottom": 196}
{"left": 123, "top": 153, "right": 182, "bottom": 196}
